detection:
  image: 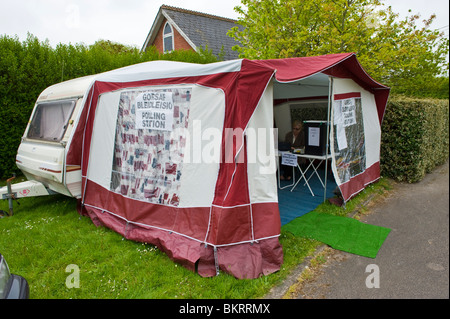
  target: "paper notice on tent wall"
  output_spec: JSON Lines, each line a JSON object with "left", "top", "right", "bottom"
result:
{"left": 333, "top": 98, "right": 352, "bottom": 150}
{"left": 341, "top": 98, "right": 356, "bottom": 127}
{"left": 343, "top": 111, "right": 356, "bottom": 127}
{"left": 336, "top": 124, "right": 347, "bottom": 150}
{"left": 135, "top": 91, "right": 174, "bottom": 131}
{"left": 334, "top": 98, "right": 357, "bottom": 128}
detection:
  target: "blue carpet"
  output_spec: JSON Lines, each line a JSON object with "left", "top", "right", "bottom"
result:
{"left": 278, "top": 167, "right": 337, "bottom": 225}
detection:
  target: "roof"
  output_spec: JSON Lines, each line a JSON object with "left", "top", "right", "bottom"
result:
{"left": 141, "top": 5, "right": 242, "bottom": 60}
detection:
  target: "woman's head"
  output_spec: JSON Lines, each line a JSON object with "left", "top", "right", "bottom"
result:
{"left": 292, "top": 120, "right": 302, "bottom": 137}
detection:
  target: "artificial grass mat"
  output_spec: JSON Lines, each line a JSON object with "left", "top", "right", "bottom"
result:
{"left": 283, "top": 211, "right": 391, "bottom": 258}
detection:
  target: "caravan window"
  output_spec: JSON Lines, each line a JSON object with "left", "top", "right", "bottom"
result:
{"left": 27, "top": 99, "right": 76, "bottom": 142}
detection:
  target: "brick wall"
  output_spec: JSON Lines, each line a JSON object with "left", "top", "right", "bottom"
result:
{"left": 149, "top": 18, "right": 194, "bottom": 53}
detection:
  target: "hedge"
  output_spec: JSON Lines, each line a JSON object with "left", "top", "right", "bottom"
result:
{"left": 380, "top": 96, "right": 449, "bottom": 183}
{"left": 0, "top": 34, "right": 218, "bottom": 179}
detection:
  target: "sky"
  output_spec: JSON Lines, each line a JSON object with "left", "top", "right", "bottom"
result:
{"left": 0, "top": 0, "right": 448, "bottom": 49}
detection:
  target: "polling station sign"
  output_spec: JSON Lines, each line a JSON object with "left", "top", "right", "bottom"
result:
{"left": 135, "top": 91, "right": 174, "bottom": 131}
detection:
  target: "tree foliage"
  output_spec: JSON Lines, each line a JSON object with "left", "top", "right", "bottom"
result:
{"left": 228, "top": 0, "right": 449, "bottom": 97}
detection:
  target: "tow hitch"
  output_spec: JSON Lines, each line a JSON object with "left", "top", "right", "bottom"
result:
{"left": 1, "top": 176, "right": 56, "bottom": 218}
{"left": 0, "top": 175, "right": 19, "bottom": 217}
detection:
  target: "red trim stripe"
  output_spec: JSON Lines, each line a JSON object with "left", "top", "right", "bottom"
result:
{"left": 39, "top": 167, "right": 61, "bottom": 173}
{"left": 338, "top": 162, "right": 380, "bottom": 201}
{"left": 334, "top": 92, "right": 361, "bottom": 100}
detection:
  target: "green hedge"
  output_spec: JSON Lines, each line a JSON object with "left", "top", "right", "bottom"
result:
{"left": 380, "top": 96, "right": 449, "bottom": 183}
{"left": 0, "top": 34, "right": 218, "bottom": 179}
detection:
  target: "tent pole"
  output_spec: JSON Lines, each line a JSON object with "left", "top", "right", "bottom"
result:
{"left": 324, "top": 77, "right": 333, "bottom": 203}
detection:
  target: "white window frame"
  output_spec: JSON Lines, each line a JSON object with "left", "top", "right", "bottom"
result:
{"left": 163, "top": 22, "right": 174, "bottom": 52}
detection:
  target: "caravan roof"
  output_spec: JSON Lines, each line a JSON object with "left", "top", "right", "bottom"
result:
{"left": 37, "top": 75, "right": 97, "bottom": 102}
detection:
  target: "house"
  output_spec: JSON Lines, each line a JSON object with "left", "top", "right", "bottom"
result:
{"left": 141, "top": 5, "right": 242, "bottom": 60}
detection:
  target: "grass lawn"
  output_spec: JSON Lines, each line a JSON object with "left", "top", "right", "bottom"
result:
{"left": 0, "top": 176, "right": 392, "bottom": 299}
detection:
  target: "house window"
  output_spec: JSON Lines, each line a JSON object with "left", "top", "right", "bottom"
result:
{"left": 163, "top": 22, "right": 174, "bottom": 52}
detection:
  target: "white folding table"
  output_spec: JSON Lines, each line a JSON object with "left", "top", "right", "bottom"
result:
{"left": 278, "top": 151, "right": 333, "bottom": 197}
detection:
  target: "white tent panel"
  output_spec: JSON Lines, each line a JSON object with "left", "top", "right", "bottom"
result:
{"left": 87, "top": 91, "right": 121, "bottom": 189}
{"left": 87, "top": 83, "right": 226, "bottom": 208}
{"left": 332, "top": 78, "right": 381, "bottom": 168}
{"left": 360, "top": 88, "right": 382, "bottom": 168}
{"left": 246, "top": 81, "right": 278, "bottom": 204}
{"left": 178, "top": 85, "right": 225, "bottom": 208}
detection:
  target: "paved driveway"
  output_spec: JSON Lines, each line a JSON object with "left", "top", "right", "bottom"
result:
{"left": 296, "top": 161, "right": 449, "bottom": 299}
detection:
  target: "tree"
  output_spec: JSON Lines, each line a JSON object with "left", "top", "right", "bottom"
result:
{"left": 228, "top": 0, "right": 449, "bottom": 96}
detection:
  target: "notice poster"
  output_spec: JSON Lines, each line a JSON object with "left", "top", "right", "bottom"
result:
{"left": 135, "top": 92, "right": 174, "bottom": 131}
{"left": 333, "top": 94, "right": 366, "bottom": 184}
{"left": 341, "top": 98, "right": 357, "bottom": 127}
{"left": 334, "top": 98, "right": 356, "bottom": 129}
{"left": 110, "top": 87, "right": 192, "bottom": 206}
{"left": 281, "top": 152, "right": 297, "bottom": 167}
{"left": 308, "top": 127, "right": 320, "bottom": 147}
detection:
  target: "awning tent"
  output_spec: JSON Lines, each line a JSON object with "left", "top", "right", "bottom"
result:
{"left": 65, "top": 53, "right": 389, "bottom": 279}
{"left": 259, "top": 53, "right": 389, "bottom": 201}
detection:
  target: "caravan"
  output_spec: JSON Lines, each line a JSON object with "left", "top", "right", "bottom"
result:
{"left": 2, "top": 75, "right": 96, "bottom": 202}
{"left": 1, "top": 53, "right": 389, "bottom": 278}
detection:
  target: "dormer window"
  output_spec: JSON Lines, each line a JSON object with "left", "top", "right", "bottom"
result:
{"left": 163, "top": 22, "right": 174, "bottom": 52}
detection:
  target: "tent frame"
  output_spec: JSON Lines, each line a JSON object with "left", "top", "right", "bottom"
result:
{"left": 324, "top": 76, "right": 333, "bottom": 203}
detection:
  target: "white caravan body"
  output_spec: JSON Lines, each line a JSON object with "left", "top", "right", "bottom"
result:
{"left": 12, "top": 75, "right": 96, "bottom": 199}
